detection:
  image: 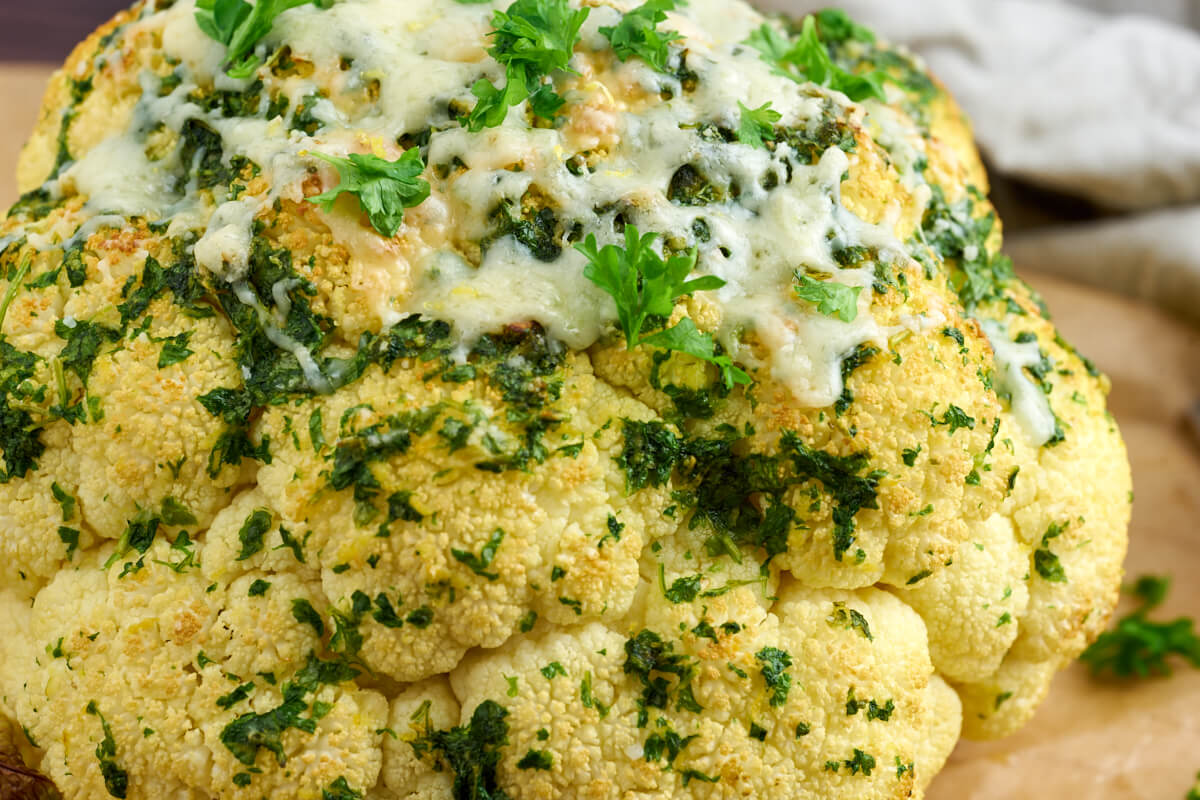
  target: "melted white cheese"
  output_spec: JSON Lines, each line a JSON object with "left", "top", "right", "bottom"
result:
{"left": 194, "top": 199, "right": 257, "bottom": 282}
{"left": 56, "top": 0, "right": 941, "bottom": 406}
{"left": 980, "top": 319, "right": 1058, "bottom": 446}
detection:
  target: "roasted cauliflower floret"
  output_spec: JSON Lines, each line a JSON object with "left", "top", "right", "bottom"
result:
{"left": 0, "top": 0, "right": 1130, "bottom": 797}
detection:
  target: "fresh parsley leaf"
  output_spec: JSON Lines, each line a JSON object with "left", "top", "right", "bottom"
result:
{"left": 196, "top": 0, "right": 331, "bottom": 79}
{"left": 599, "top": 0, "right": 681, "bottom": 73}
{"left": 575, "top": 226, "right": 750, "bottom": 388}
{"left": 736, "top": 101, "right": 781, "bottom": 149}
{"left": 745, "top": 16, "right": 886, "bottom": 102}
{"left": 1080, "top": 575, "right": 1200, "bottom": 679}
{"left": 814, "top": 8, "right": 876, "bottom": 45}
{"left": 793, "top": 272, "right": 861, "bottom": 322}
{"left": 308, "top": 149, "right": 431, "bottom": 238}
{"left": 465, "top": 0, "right": 590, "bottom": 130}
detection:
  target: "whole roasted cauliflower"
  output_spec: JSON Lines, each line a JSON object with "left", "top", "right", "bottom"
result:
{"left": 0, "top": 1, "right": 1131, "bottom": 798}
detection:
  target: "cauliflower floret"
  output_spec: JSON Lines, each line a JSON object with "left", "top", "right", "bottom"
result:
{"left": 434, "top": 580, "right": 950, "bottom": 800}
{"left": 254, "top": 346, "right": 673, "bottom": 683}
{"left": 896, "top": 514, "right": 1031, "bottom": 683}
{"left": 3, "top": 542, "right": 388, "bottom": 799}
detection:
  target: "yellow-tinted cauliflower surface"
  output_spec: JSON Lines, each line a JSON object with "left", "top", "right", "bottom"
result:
{"left": 0, "top": 1, "right": 1130, "bottom": 798}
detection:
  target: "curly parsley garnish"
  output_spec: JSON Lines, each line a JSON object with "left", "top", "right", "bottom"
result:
{"left": 745, "top": 16, "right": 886, "bottom": 102}
{"left": 599, "top": 0, "right": 682, "bottom": 73}
{"left": 195, "top": 0, "right": 332, "bottom": 79}
{"left": 308, "top": 149, "right": 431, "bottom": 238}
{"left": 466, "top": 0, "right": 590, "bottom": 131}
{"left": 1080, "top": 575, "right": 1200, "bottom": 679}
{"left": 576, "top": 226, "right": 749, "bottom": 389}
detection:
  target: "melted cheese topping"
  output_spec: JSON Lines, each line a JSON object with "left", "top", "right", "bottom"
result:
{"left": 57, "top": 0, "right": 943, "bottom": 407}
{"left": 981, "top": 319, "right": 1058, "bottom": 446}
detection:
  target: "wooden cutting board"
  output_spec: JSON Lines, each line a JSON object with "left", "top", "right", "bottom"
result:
{"left": 2, "top": 64, "right": 1199, "bottom": 799}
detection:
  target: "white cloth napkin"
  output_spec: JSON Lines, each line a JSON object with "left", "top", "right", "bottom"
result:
{"left": 756, "top": 0, "right": 1200, "bottom": 324}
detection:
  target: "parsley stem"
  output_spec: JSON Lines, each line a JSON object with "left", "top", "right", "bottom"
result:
{"left": 0, "top": 253, "right": 32, "bottom": 330}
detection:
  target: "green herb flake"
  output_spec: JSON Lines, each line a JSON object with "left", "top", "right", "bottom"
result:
{"left": 291, "top": 598, "right": 325, "bottom": 637}
{"left": 236, "top": 508, "right": 273, "bottom": 561}
{"left": 408, "top": 699, "right": 511, "bottom": 800}
{"left": 451, "top": 527, "right": 505, "bottom": 580}
{"left": 157, "top": 331, "right": 194, "bottom": 368}
{"left": 516, "top": 748, "right": 554, "bottom": 770}
{"left": 828, "top": 601, "right": 873, "bottom": 640}
{"left": 86, "top": 701, "right": 129, "bottom": 798}
{"left": 755, "top": 647, "right": 793, "bottom": 707}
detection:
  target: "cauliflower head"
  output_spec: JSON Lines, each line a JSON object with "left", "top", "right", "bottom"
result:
{"left": 0, "top": 0, "right": 1130, "bottom": 798}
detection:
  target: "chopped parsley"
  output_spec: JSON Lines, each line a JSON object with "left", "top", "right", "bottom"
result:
{"left": 291, "top": 598, "right": 325, "bottom": 637}
{"left": 156, "top": 331, "right": 194, "bottom": 368}
{"left": 409, "top": 699, "right": 510, "bottom": 800}
{"left": 516, "top": 748, "right": 553, "bottom": 770}
{"left": 451, "top": 527, "right": 505, "bottom": 580}
{"left": 86, "top": 701, "right": 128, "bottom": 798}
{"left": 623, "top": 629, "right": 700, "bottom": 726}
{"left": 235, "top": 508, "right": 273, "bottom": 560}
{"left": 755, "top": 647, "right": 793, "bottom": 707}
{"left": 1033, "top": 522, "right": 1068, "bottom": 583}
{"left": 308, "top": 149, "right": 431, "bottom": 238}
{"left": 828, "top": 601, "right": 873, "bottom": 640}
{"left": 219, "top": 653, "right": 358, "bottom": 769}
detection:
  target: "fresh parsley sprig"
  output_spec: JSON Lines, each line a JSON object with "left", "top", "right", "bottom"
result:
{"left": 307, "top": 149, "right": 431, "bottom": 238}
{"left": 745, "top": 16, "right": 886, "bottom": 103}
{"left": 195, "top": 0, "right": 332, "bottom": 79}
{"left": 466, "top": 0, "right": 590, "bottom": 131}
{"left": 736, "top": 101, "right": 781, "bottom": 149}
{"left": 599, "top": 0, "right": 682, "bottom": 73}
{"left": 576, "top": 226, "right": 749, "bottom": 389}
{"left": 793, "top": 272, "right": 862, "bottom": 323}
{"left": 1080, "top": 575, "right": 1200, "bottom": 679}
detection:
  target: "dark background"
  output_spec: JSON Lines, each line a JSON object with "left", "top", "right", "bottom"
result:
{"left": 1, "top": 1, "right": 128, "bottom": 62}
